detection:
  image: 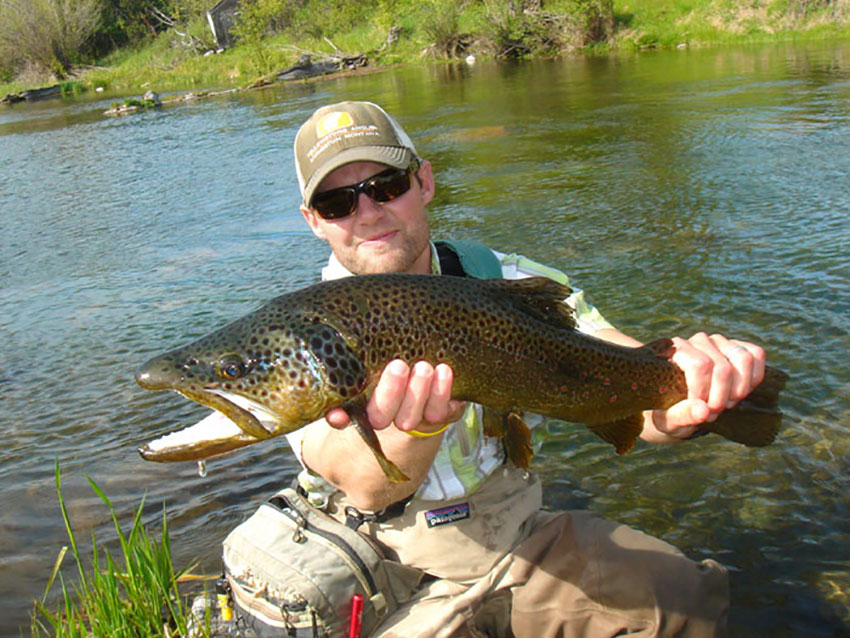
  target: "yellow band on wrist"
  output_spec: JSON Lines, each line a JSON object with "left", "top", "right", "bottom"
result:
{"left": 404, "top": 423, "right": 450, "bottom": 438}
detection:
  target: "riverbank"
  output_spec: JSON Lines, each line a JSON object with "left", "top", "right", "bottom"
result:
{"left": 2, "top": 0, "right": 850, "bottom": 99}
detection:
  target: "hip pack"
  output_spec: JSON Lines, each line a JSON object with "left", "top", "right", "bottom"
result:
{"left": 222, "top": 486, "right": 398, "bottom": 637}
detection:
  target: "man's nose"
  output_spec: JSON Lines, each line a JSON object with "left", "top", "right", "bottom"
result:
{"left": 355, "top": 191, "right": 385, "bottom": 219}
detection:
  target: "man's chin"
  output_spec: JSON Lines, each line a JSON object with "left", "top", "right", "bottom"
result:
{"left": 350, "top": 247, "right": 419, "bottom": 275}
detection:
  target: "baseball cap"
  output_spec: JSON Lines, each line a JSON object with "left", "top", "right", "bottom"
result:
{"left": 294, "top": 101, "right": 419, "bottom": 206}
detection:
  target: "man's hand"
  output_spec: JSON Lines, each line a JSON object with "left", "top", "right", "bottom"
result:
{"left": 325, "top": 360, "right": 466, "bottom": 432}
{"left": 647, "top": 332, "right": 767, "bottom": 441}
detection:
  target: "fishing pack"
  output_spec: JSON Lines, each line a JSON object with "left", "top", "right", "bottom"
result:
{"left": 221, "top": 486, "right": 417, "bottom": 637}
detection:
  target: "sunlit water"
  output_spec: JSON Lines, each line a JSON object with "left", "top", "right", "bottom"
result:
{"left": 2, "top": 42, "right": 849, "bottom": 636}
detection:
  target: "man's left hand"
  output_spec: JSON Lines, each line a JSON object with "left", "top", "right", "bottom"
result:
{"left": 647, "top": 332, "right": 766, "bottom": 441}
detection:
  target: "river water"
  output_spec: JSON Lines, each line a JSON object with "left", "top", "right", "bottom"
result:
{"left": 2, "top": 41, "right": 849, "bottom": 635}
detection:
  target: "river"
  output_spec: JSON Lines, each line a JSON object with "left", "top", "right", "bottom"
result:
{"left": 1, "top": 41, "right": 849, "bottom": 635}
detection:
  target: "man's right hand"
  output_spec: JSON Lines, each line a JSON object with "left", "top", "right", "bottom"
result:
{"left": 326, "top": 360, "right": 466, "bottom": 432}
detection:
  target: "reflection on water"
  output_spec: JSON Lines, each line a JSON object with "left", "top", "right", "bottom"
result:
{"left": 2, "top": 41, "right": 850, "bottom": 635}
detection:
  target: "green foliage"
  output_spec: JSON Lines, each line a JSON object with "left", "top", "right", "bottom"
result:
{"left": 478, "top": 0, "right": 537, "bottom": 57}
{"left": 785, "top": 0, "right": 834, "bottom": 17}
{"left": 168, "top": 0, "right": 214, "bottom": 23}
{"left": 60, "top": 80, "right": 85, "bottom": 95}
{"left": 421, "top": 0, "right": 470, "bottom": 57}
{"left": 375, "top": 0, "right": 405, "bottom": 29}
{"left": 287, "top": 0, "right": 373, "bottom": 40}
{"left": 232, "top": 0, "right": 299, "bottom": 75}
{"left": 94, "top": 0, "right": 168, "bottom": 47}
{"left": 0, "top": 0, "right": 103, "bottom": 78}
{"left": 30, "top": 462, "right": 203, "bottom": 638}
{"left": 476, "top": 0, "right": 615, "bottom": 58}
{"left": 5, "top": 0, "right": 850, "bottom": 93}
{"left": 110, "top": 96, "right": 158, "bottom": 108}
{"left": 568, "top": 0, "right": 616, "bottom": 45}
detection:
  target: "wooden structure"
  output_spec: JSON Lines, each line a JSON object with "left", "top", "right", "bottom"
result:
{"left": 206, "top": 0, "right": 240, "bottom": 49}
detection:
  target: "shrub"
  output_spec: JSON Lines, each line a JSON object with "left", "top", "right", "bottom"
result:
{"left": 0, "top": 0, "right": 102, "bottom": 78}
{"left": 421, "top": 0, "right": 472, "bottom": 58}
{"left": 477, "top": 0, "right": 614, "bottom": 57}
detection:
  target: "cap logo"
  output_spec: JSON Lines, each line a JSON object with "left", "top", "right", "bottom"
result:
{"left": 316, "top": 111, "right": 353, "bottom": 137}
{"left": 306, "top": 109, "right": 383, "bottom": 164}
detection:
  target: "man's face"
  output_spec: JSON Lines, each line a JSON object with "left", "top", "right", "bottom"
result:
{"left": 301, "top": 160, "right": 435, "bottom": 275}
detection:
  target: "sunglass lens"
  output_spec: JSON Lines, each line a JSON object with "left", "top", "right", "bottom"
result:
{"left": 313, "top": 188, "right": 356, "bottom": 220}
{"left": 366, "top": 170, "right": 412, "bottom": 202}
{"left": 312, "top": 167, "right": 414, "bottom": 219}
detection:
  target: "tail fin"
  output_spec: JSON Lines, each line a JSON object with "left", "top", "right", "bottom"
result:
{"left": 702, "top": 365, "right": 789, "bottom": 448}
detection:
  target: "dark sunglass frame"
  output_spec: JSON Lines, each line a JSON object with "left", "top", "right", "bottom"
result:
{"left": 311, "top": 162, "right": 419, "bottom": 220}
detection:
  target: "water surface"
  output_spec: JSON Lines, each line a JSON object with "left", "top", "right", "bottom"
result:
{"left": 2, "top": 42, "right": 849, "bottom": 635}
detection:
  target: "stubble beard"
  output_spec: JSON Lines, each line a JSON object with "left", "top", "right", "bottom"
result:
{"left": 341, "top": 227, "right": 431, "bottom": 275}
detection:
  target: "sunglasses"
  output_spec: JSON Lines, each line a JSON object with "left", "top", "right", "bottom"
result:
{"left": 311, "top": 164, "right": 418, "bottom": 220}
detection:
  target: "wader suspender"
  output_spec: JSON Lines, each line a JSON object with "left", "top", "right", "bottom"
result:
{"left": 434, "top": 239, "right": 504, "bottom": 280}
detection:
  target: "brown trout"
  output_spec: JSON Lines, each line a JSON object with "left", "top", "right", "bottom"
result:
{"left": 135, "top": 274, "right": 787, "bottom": 482}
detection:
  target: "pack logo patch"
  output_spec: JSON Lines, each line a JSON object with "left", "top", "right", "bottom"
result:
{"left": 425, "top": 503, "right": 470, "bottom": 528}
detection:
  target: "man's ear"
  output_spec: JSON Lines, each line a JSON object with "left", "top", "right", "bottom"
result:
{"left": 416, "top": 160, "right": 435, "bottom": 207}
{"left": 301, "top": 205, "right": 327, "bottom": 240}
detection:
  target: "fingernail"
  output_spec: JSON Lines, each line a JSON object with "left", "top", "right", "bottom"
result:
{"left": 413, "top": 361, "right": 431, "bottom": 376}
{"left": 388, "top": 360, "right": 408, "bottom": 375}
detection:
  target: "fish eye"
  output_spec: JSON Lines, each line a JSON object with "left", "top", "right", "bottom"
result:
{"left": 216, "top": 355, "right": 245, "bottom": 380}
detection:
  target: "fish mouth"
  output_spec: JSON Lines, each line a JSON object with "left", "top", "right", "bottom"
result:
{"left": 138, "top": 388, "right": 281, "bottom": 462}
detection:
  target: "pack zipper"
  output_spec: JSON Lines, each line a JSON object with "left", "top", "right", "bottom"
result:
{"left": 268, "top": 495, "right": 378, "bottom": 597}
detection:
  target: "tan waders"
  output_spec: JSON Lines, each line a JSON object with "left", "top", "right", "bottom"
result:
{"left": 328, "top": 466, "right": 729, "bottom": 638}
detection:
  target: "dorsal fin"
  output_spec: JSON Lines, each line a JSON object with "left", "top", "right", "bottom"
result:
{"left": 484, "top": 277, "right": 576, "bottom": 329}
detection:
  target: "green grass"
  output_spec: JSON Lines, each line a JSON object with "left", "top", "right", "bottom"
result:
{"left": 30, "top": 462, "right": 208, "bottom": 638}
{"left": 612, "top": 0, "right": 850, "bottom": 49}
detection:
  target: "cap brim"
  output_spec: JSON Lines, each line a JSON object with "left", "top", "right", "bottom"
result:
{"left": 303, "top": 146, "right": 414, "bottom": 206}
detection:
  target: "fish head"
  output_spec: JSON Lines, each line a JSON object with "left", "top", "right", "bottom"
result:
{"left": 136, "top": 309, "right": 365, "bottom": 443}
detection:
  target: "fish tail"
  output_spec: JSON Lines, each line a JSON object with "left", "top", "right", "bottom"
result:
{"left": 701, "top": 365, "right": 789, "bottom": 448}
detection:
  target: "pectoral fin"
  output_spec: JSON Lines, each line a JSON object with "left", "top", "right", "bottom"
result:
{"left": 504, "top": 411, "right": 533, "bottom": 471}
{"left": 344, "top": 402, "right": 410, "bottom": 483}
{"left": 482, "top": 408, "right": 534, "bottom": 470}
{"left": 482, "top": 406, "right": 506, "bottom": 438}
{"left": 587, "top": 413, "right": 644, "bottom": 455}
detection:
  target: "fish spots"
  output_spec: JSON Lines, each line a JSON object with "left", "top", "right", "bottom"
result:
{"left": 659, "top": 385, "right": 668, "bottom": 394}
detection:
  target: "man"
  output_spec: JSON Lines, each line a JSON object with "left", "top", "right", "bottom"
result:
{"left": 286, "top": 101, "right": 763, "bottom": 637}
